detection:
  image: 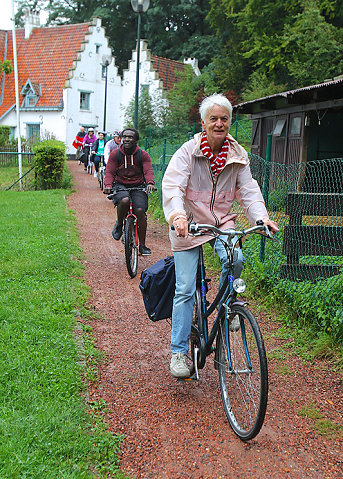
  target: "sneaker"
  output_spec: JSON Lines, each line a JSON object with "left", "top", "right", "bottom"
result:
{"left": 93, "top": 171, "right": 97, "bottom": 178}
{"left": 112, "top": 221, "right": 122, "bottom": 241}
{"left": 170, "top": 353, "right": 190, "bottom": 378}
{"left": 139, "top": 244, "right": 151, "bottom": 256}
{"left": 230, "top": 315, "right": 241, "bottom": 332}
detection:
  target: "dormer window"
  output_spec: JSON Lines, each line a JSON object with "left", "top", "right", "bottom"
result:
{"left": 21, "top": 79, "right": 41, "bottom": 108}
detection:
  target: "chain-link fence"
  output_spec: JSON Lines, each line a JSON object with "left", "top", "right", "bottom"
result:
{"left": 0, "top": 147, "right": 36, "bottom": 191}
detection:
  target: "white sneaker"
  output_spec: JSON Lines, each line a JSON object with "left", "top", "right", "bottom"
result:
{"left": 170, "top": 353, "right": 190, "bottom": 378}
{"left": 93, "top": 171, "right": 97, "bottom": 178}
{"left": 230, "top": 315, "right": 241, "bottom": 332}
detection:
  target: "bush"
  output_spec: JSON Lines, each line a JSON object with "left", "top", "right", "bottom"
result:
{"left": 34, "top": 140, "right": 66, "bottom": 190}
{"left": 0, "top": 126, "right": 11, "bottom": 146}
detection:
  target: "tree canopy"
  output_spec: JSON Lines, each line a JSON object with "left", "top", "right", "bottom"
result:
{"left": 16, "top": 0, "right": 343, "bottom": 106}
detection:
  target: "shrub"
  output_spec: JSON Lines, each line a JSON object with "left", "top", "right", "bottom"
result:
{"left": 34, "top": 140, "right": 66, "bottom": 190}
{"left": 0, "top": 126, "right": 11, "bottom": 146}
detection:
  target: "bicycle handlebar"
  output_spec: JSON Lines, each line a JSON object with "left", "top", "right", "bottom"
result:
{"left": 106, "top": 185, "right": 152, "bottom": 200}
{"left": 172, "top": 221, "right": 279, "bottom": 243}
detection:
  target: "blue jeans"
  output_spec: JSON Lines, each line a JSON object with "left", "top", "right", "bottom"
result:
{"left": 171, "top": 235, "right": 245, "bottom": 354}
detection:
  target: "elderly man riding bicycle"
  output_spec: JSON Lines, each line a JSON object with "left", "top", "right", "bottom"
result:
{"left": 103, "top": 128, "right": 155, "bottom": 256}
{"left": 162, "top": 93, "right": 279, "bottom": 378}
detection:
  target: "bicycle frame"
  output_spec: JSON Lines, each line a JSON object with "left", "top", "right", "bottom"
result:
{"left": 188, "top": 222, "right": 276, "bottom": 378}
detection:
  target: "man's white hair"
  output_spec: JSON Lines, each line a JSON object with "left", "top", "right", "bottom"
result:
{"left": 199, "top": 93, "right": 233, "bottom": 122}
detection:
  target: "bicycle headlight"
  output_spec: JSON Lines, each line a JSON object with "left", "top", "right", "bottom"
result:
{"left": 233, "top": 278, "right": 246, "bottom": 293}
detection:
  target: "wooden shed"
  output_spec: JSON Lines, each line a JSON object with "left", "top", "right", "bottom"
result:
{"left": 233, "top": 78, "right": 343, "bottom": 193}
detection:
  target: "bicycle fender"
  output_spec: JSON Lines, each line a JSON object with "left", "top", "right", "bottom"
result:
{"left": 230, "top": 299, "right": 248, "bottom": 308}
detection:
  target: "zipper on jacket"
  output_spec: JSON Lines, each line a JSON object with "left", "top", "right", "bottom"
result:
{"left": 209, "top": 165, "right": 219, "bottom": 226}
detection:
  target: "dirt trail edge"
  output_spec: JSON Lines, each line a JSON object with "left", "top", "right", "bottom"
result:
{"left": 68, "top": 161, "right": 342, "bottom": 479}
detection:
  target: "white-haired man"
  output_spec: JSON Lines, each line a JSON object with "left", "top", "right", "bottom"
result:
{"left": 162, "top": 93, "right": 279, "bottom": 378}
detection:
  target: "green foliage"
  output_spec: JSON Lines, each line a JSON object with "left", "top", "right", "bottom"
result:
{"left": 281, "top": 1, "right": 343, "bottom": 86}
{"left": 124, "top": 88, "right": 157, "bottom": 130}
{"left": 241, "top": 71, "right": 288, "bottom": 102}
{"left": 0, "top": 126, "right": 11, "bottom": 146}
{"left": 34, "top": 139, "right": 66, "bottom": 190}
{"left": 208, "top": 0, "right": 343, "bottom": 97}
{"left": 0, "top": 60, "right": 13, "bottom": 74}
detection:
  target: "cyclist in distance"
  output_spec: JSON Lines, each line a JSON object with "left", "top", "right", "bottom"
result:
{"left": 162, "top": 93, "right": 279, "bottom": 378}
{"left": 104, "top": 130, "right": 121, "bottom": 164}
{"left": 82, "top": 128, "right": 97, "bottom": 170}
{"left": 103, "top": 128, "right": 155, "bottom": 256}
{"left": 72, "top": 126, "right": 86, "bottom": 162}
{"left": 91, "top": 131, "right": 107, "bottom": 177}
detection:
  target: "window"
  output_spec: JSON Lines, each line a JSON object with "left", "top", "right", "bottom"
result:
{"left": 290, "top": 116, "right": 301, "bottom": 136}
{"left": 25, "top": 95, "right": 38, "bottom": 107}
{"left": 101, "top": 65, "right": 107, "bottom": 79}
{"left": 80, "top": 91, "right": 90, "bottom": 110}
{"left": 140, "top": 84, "right": 149, "bottom": 93}
{"left": 27, "top": 123, "right": 40, "bottom": 140}
{"left": 95, "top": 44, "right": 100, "bottom": 53}
{"left": 273, "top": 118, "right": 286, "bottom": 136}
{"left": 10, "top": 127, "right": 15, "bottom": 140}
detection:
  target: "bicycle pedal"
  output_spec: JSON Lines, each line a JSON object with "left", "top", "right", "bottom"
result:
{"left": 177, "top": 376, "right": 197, "bottom": 382}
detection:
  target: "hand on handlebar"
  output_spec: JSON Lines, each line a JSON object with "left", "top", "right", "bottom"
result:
{"left": 146, "top": 184, "right": 155, "bottom": 195}
{"left": 259, "top": 218, "right": 279, "bottom": 236}
{"left": 172, "top": 217, "right": 189, "bottom": 238}
{"left": 103, "top": 187, "right": 112, "bottom": 195}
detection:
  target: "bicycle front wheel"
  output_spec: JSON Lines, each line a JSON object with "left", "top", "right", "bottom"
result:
{"left": 124, "top": 216, "right": 138, "bottom": 278}
{"left": 216, "top": 304, "right": 268, "bottom": 441}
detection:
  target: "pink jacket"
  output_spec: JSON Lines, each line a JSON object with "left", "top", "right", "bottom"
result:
{"left": 162, "top": 133, "right": 269, "bottom": 251}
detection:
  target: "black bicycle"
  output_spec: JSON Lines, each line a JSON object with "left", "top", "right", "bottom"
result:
{"left": 181, "top": 220, "right": 278, "bottom": 441}
{"left": 107, "top": 186, "right": 147, "bottom": 278}
{"left": 97, "top": 155, "right": 106, "bottom": 190}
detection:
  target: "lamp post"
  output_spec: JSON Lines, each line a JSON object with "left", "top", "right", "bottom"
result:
{"left": 102, "top": 55, "right": 111, "bottom": 132}
{"left": 131, "top": 0, "right": 150, "bottom": 129}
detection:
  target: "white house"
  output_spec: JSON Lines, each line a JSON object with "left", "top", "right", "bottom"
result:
{"left": 0, "top": 14, "right": 200, "bottom": 155}
{"left": 0, "top": 15, "right": 121, "bottom": 154}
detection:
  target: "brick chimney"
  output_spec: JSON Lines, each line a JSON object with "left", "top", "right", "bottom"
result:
{"left": 23, "top": 8, "right": 40, "bottom": 39}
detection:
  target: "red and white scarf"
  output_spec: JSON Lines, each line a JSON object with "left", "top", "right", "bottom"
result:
{"left": 200, "top": 131, "right": 229, "bottom": 176}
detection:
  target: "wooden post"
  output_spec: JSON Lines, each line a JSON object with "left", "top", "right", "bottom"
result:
{"left": 260, "top": 133, "right": 272, "bottom": 263}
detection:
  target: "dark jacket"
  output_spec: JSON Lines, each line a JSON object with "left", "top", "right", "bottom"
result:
{"left": 92, "top": 138, "right": 107, "bottom": 155}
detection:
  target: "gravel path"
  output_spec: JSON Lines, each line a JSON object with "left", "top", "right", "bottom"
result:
{"left": 68, "top": 161, "right": 342, "bottom": 479}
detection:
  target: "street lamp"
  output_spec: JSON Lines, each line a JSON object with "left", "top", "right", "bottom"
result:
{"left": 102, "top": 54, "right": 111, "bottom": 132}
{"left": 131, "top": 0, "right": 150, "bottom": 129}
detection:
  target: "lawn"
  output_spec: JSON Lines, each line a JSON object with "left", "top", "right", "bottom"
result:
{"left": 0, "top": 189, "right": 124, "bottom": 478}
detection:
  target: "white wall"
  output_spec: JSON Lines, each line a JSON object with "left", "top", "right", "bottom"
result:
{"left": 0, "top": 18, "right": 124, "bottom": 154}
{"left": 64, "top": 18, "right": 123, "bottom": 153}
{"left": 121, "top": 40, "right": 167, "bottom": 126}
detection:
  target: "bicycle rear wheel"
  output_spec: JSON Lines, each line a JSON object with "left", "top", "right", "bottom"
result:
{"left": 216, "top": 304, "right": 268, "bottom": 441}
{"left": 124, "top": 216, "right": 138, "bottom": 278}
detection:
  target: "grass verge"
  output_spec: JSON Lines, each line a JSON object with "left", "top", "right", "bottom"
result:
{"left": 0, "top": 189, "right": 125, "bottom": 478}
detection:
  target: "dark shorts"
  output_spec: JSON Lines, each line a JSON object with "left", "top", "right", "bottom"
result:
{"left": 112, "top": 184, "right": 148, "bottom": 211}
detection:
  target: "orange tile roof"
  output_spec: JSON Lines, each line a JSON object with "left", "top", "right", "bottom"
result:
{"left": 150, "top": 55, "right": 186, "bottom": 90}
{"left": 0, "top": 22, "right": 91, "bottom": 117}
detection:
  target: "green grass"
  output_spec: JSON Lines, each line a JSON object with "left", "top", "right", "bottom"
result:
{"left": 0, "top": 190, "right": 125, "bottom": 478}
{"left": 297, "top": 402, "right": 343, "bottom": 439}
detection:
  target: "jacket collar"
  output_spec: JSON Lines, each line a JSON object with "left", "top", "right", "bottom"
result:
{"left": 192, "top": 132, "right": 248, "bottom": 166}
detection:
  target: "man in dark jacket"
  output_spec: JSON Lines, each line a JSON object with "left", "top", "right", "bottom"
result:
{"left": 103, "top": 128, "right": 155, "bottom": 255}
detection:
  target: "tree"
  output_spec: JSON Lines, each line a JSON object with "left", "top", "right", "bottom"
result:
{"left": 1, "top": 60, "right": 13, "bottom": 74}
{"left": 17, "top": 0, "right": 218, "bottom": 74}
{"left": 281, "top": 1, "right": 343, "bottom": 86}
{"left": 124, "top": 88, "right": 158, "bottom": 131}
